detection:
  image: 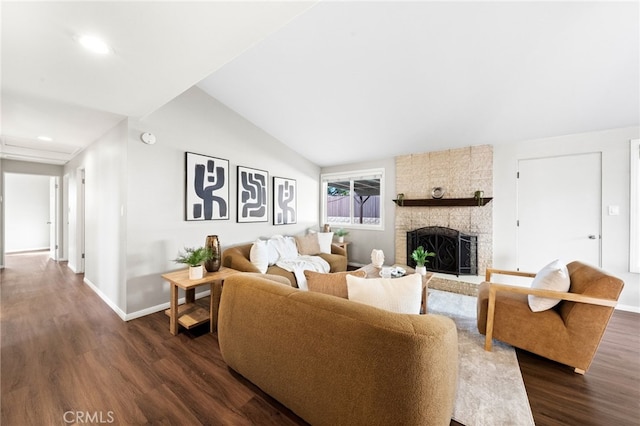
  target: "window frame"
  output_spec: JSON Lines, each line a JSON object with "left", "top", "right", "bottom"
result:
{"left": 320, "top": 168, "right": 385, "bottom": 231}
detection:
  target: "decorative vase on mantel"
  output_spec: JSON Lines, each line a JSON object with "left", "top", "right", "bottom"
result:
{"left": 204, "top": 235, "right": 221, "bottom": 272}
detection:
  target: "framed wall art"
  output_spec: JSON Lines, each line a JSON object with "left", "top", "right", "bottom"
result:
{"left": 273, "top": 176, "right": 297, "bottom": 225}
{"left": 185, "top": 152, "right": 229, "bottom": 221}
{"left": 237, "top": 166, "right": 268, "bottom": 223}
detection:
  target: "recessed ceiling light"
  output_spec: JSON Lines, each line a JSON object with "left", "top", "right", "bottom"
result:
{"left": 78, "top": 34, "right": 111, "bottom": 55}
{"left": 37, "top": 135, "right": 53, "bottom": 142}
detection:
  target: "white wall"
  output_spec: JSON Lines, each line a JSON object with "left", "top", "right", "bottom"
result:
{"left": 321, "top": 157, "right": 396, "bottom": 267}
{"left": 64, "top": 120, "right": 129, "bottom": 316}
{"left": 61, "top": 88, "right": 321, "bottom": 319}
{"left": 125, "top": 87, "right": 321, "bottom": 315}
{"left": 4, "top": 173, "right": 50, "bottom": 252}
{"left": 494, "top": 127, "right": 640, "bottom": 312}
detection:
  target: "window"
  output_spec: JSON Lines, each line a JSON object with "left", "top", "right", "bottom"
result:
{"left": 321, "top": 169, "right": 384, "bottom": 230}
{"left": 631, "top": 139, "right": 639, "bottom": 273}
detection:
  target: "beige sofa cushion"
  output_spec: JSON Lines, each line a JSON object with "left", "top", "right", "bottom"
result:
{"left": 304, "top": 270, "right": 366, "bottom": 299}
{"left": 295, "top": 233, "right": 321, "bottom": 255}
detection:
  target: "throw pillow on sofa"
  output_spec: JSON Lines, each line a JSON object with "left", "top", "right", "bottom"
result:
{"left": 305, "top": 270, "right": 367, "bottom": 299}
{"left": 308, "top": 230, "right": 334, "bottom": 254}
{"left": 249, "top": 239, "right": 269, "bottom": 274}
{"left": 251, "top": 236, "right": 299, "bottom": 271}
{"left": 346, "top": 273, "right": 422, "bottom": 314}
{"left": 295, "top": 233, "right": 321, "bottom": 255}
{"left": 528, "top": 259, "right": 571, "bottom": 312}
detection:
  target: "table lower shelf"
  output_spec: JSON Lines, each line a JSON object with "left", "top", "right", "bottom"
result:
{"left": 164, "top": 301, "right": 209, "bottom": 329}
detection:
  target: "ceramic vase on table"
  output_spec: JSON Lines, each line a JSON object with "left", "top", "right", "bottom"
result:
{"left": 415, "top": 265, "right": 427, "bottom": 276}
{"left": 189, "top": 265, "right": 204, "bottom": 280}
{"left": 204, "top": 235, "right": 221, "bottom": 272}
{"left": 371, "top": 249, "right": 384, "bottom": 268}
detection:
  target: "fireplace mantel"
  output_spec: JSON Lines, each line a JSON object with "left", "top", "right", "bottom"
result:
{"left": 393, "top": 197, "right": 493, "bottom": 207}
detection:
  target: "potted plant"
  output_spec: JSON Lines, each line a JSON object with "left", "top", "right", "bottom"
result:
{"left": 173, "top": 246, "right": 213, "bottom": 279}
{"left": 411, "top": 246, "right": 436, "bottom": 276}
{"left": 335, "top": 228, "right": 349, "bottom": 243}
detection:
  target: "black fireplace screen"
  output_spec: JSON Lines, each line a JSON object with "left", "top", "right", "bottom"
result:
{"left": 407, "top": 226, "right": 477, "bottom": 275}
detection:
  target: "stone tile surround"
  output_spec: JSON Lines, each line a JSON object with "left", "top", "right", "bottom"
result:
{"left": 395, "top": 145, "right": 493, "bottom": 277}
{"left": 429, "top": 277, "right": 479, "bottom": 297}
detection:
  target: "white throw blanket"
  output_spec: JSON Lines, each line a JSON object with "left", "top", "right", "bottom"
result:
{"left": 276, "top": 255, "right": 330, "bottom": 290}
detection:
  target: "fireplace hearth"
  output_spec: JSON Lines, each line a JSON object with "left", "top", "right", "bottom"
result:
{"left": 407, "top": 226, "right": 477, "bottom": 276}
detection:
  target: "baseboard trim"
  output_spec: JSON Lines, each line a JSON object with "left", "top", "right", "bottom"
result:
{"left": 83, "top": 277, "right": 212, "bottom": 321}
{"left": 616, "top": 303, "right": 640, "bottom": 313}
{"left": 124, "top": 290, "right": 211, "bottom": 321}
{"left": 5, "top": 248, "right": 49, "bottom": 254}
{"left": 83, "top": 277, "right": 127, "bottom": 321}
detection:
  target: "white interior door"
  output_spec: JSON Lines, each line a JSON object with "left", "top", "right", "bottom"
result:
{"left": 517, "top": 153, "right": 602, "bottom": 271}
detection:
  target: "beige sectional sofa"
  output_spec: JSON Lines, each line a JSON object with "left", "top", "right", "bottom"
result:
{"left": 222, "top": 242, "right": 347, "bottom": 287}
{"left": 218, "top": 273, "right": 459, "bottom": 426}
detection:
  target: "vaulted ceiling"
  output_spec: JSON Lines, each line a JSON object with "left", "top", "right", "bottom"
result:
{"left": 2, "top": 1, "right": 638, "bottom": 167}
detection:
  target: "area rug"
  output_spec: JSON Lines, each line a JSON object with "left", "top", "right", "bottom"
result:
{"left": 428, "top": 289, "right": 535, "bottom": 426}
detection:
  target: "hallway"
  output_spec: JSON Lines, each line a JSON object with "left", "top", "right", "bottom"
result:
{"left": 0, "top": 253, "right": 303, "bottom": 425}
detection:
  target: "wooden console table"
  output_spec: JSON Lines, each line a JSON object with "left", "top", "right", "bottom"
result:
{"left": 161, "top": 267, "right": 240, "bottom": 335}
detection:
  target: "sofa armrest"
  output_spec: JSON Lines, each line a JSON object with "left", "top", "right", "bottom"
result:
{"left": 330, "top": 243, "right": 346, "bottom": 257}
{"left": 483, "top": 282, "right": 618, "bottom": 352}
{"left": 222, "top": 249, "right": 261, "bottom": 273}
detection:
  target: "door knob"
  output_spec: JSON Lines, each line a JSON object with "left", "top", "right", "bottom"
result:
{"left": 588, "top": 235, "right": 597, "bottom": 239}
{"left": 47, "top": 221, "right": 52, "bottom": 224}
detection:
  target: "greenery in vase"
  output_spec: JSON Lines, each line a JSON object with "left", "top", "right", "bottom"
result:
{"left": 335, "top": 228, "right": 349, "bottom": 237}
{"left": 173, "top": 246, "right": 213, "bottom": 267}
{"left": 411, "top": 246, "right": 436, "bottom": 267}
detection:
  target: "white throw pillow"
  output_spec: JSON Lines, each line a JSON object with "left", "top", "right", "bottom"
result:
{"left": 281, "top": 236, "right": 299, "bottom": 260}
{"left": 528, "top": 259, "right": 571, "bottom": 312}
{"left": 249, "top": 239, "right": 269, "bottom": 274}
{"left": 346, "top": 273, "right": 422, "bottom": 314}
{"left": 316, "top": 232, "right": 334, "bottom": 254}
{"left": 266, "top": 236, "right": 280, "bottom": 265}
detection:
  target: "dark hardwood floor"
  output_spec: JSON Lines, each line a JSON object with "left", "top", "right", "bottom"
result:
{"left": 2, "top": 253, "right": 639, "bottom": 425}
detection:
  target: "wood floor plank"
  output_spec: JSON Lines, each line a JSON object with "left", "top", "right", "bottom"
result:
{"left": 2, "top": 253, "right": 639, "bottom": 426}
{"left": 517, "top": 309, "right": 640, "bottom": 426}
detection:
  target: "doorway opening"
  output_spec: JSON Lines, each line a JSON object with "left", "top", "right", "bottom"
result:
{"left": 3, "top": 172, "right": 61, "bottom": 261}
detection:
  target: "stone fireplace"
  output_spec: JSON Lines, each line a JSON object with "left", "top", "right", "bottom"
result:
{"left": 395, "top": 145, "right": 493, "bottom": 278}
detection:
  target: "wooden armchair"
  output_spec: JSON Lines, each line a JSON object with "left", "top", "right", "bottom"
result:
{"left": 477, "top": 261, "right": 624, "bottom": 374}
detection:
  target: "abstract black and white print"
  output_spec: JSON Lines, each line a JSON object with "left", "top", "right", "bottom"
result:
{"left": 237, "top": 166, "right": 268, "bottom": 223}
{"left": 273, "top": 177, "right": 296, "bottom": 225}
{"left": 185, "top": 152, "right": 229, "bottom": 221}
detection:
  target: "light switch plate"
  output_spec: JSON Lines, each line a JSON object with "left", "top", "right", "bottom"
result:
{"left": 608, "top": 205, "right": 620, "bottom": 216}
